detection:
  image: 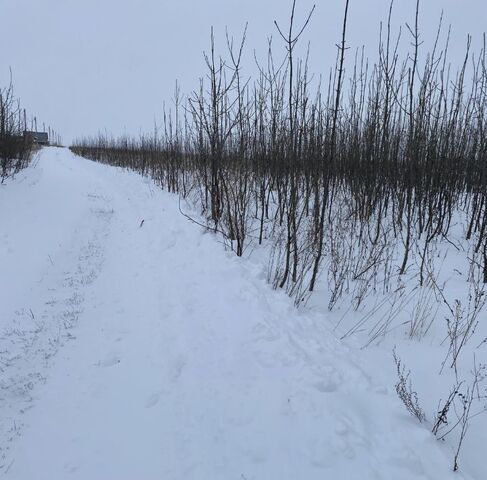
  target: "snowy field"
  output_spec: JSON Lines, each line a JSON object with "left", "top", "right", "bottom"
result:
{"left": 0, "top": 147, "right": 485, "bottom": 479}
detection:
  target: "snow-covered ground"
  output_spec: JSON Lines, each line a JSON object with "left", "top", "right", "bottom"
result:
{"left": 0, "top": 147, "right": 484, "bottom": 479}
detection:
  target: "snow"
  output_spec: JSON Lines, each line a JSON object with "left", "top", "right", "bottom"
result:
{"left": 0, "top": 147, "right": 484, "bottom": 479}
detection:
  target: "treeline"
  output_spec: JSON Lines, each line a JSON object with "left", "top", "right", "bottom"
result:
{"left": 0, "top": 76, "right": 61, "bottom": 182}
{"left": 71, "top": 1, "right": 487, "bottom": 309}
{"left": 0, "top": 80, "right": 32, "bottom": 181}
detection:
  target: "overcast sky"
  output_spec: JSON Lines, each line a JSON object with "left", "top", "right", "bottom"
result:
{"left": 2, "top": 0, "right": 486, "bottom": 143}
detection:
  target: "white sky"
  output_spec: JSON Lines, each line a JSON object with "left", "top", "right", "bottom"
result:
{"left": 2, "top": 0, "right": 486, "bottom": 143}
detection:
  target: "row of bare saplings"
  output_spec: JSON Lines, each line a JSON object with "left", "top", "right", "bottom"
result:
{"left": 71, "top": 25, "right": 487, "bottom": 309}
{"left": 0, "top": 81, "right": 34, "bottom": 181}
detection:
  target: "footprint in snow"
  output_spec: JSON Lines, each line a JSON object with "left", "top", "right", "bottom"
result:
{"left": 314, "top": 379, "right": 338, "bottom": 393}
{"left": 144, "top": 393, "right": 160, "bottom": 408}
{"left": 96, "top": 355, "right": 121, "bottom": 367}
{"left": 169, "top": 356, "right": 186, "bottom": 382}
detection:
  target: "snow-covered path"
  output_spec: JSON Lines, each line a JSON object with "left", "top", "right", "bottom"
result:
{"left": 0, "top": 148, "right": 470, "bottom": 479}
